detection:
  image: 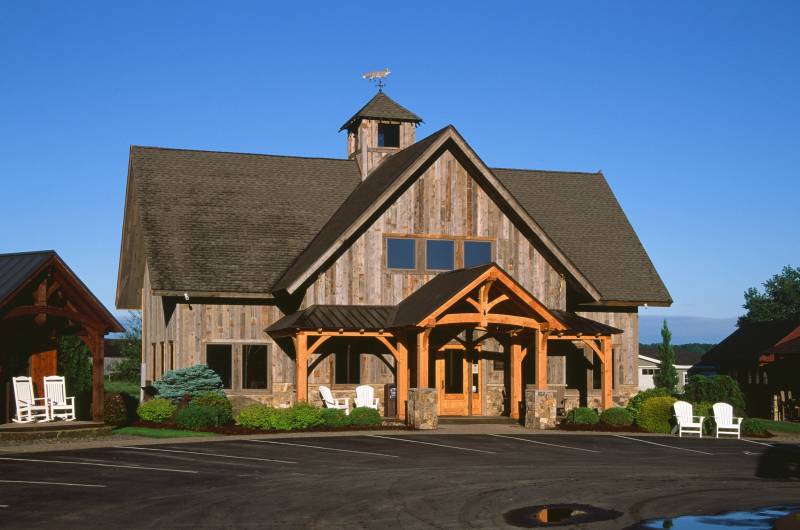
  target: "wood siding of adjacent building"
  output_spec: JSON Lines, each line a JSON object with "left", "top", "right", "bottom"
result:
{"left": 140, "top": 149, "right": 640, "bottom": 411}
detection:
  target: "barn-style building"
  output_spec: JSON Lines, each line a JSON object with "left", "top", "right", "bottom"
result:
{"left": 116, "top": 92, "right": 671, "bottom": 421}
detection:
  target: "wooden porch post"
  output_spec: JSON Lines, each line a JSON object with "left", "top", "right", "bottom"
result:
{"left": 510, "top": 342, "right": 522, "bottom": 419}
{"left": 602, "top": 337, "right": 613, "bottom": 410}
{"left": 536, "top": 330, "right": 548, "bottom": 389}
{"left": 89, "top": 330, "right": 104, "bottom": 422}
{"left": 396, "top": 337, "right": 409, "bottom": 420}
{"left": 416, "top": 328, "right": 430, "bottom": 388}
{"left": 295, "top": 332, "right": 308, "bottom": 403}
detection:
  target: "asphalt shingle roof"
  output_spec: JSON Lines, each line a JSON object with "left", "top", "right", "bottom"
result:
{"left": 702, "top": 320, "right": 800, "bottom": 365}
{"left": 340, "top": 92, "right": 423, "bottom": 131}
{"left": 0, "top": 250, "right": 54, "bottom": 308}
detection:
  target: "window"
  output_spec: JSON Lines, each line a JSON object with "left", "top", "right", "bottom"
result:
{"left": 206, "top": 344, "right": 233, "bottom": 389}
{"left": 426, "top": 239, "right": 455, "bottom": 270}
{"left": 242, "top": 344, "right": 269, "bottom": 390}
{"left": 444, "top": 351, "right": 464, "bottom": 393}
{"left": 387, "top": 238, "right": 415, "bottom": 269}
{"left": 464, "top": 241, "right": 492, "bottom": 268}
{"left": 377, "top": 123, "right": 400, "bottom": 147}
{"left": 335, "top": 351, "right": 361, "bottom": 385}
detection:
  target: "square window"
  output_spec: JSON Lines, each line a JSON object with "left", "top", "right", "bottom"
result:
{"left": 335, "top": 351, "right": 360, "bottom": 384}
{"left": 206, "top": 344, "right": 233, "bottom": 389}
{"left": 464, "top": 241, "right": 492, "bottom": 268}
{"left": 242, "top": 344, "right": 269, "bottom": 390}
{"left": 387, "top": 238, "right": 415, "bottom": 269}
{"left": 426, "top": 239, "right": 454, "bottom": 270}
{"left": 377, "top": 123, "right": 400, "bottom": 147}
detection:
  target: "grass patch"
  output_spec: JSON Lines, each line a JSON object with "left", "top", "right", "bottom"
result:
{"left": 113, "top": 426, "right": 215, "bottom": 438}
{"left": 749, "top": 419, "right": 800, "bottom": 434}
{"left": 105, "top": 380, "right": 141, "bottom": 396}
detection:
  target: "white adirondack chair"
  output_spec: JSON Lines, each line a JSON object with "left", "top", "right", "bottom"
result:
{"left": 712, "top": 402, "right": 742, "bottom": 439}
{"left": 319, "top": 385, "right": 349, "bottom": 415}
{"left": 673, "top": 400, "right": 704, "bottom": 437}
{"left": 44, "top": 376, "right": 76, "bottom": 421}
{"left": 355, "top": 385, "right": 379, "bottom": 410}
{"left": 12, "top": 376, "right": 49, "bottom": 423}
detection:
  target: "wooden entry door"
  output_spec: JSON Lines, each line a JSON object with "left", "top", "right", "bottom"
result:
{"left": 436, "top": 350, "right": 482, "bottom": 416}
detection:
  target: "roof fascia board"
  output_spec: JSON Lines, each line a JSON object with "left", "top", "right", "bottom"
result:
{"left": 284, "top": 129, "right": 453, "bottom": 294}
{"left": 153, "top": 289, "right": 275, "bottom": 301}
{"left": 0, "top": 253, "right": 54, "bottom": 311}
{"left": 52, "top": 255, "right": 124, "bottom": 333}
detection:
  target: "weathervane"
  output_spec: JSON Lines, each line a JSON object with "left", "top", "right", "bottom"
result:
{"left": 362, "top": 68, "right": 390, "bottom": 92}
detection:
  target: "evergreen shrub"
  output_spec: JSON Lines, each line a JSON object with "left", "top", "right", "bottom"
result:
{"left": 152, "top": 365, "right": 224, "bottom": 402}
{"left": 137, "top": 398, "right": 177, "bottom": 423}
{"left": 626, "top": 387, "right": 672, "bottom": 422}
{"left": 289, "top": 402, "right": 325, "bottom": 429}
{"left": 637, "top": 396, "right": 678, "bottom": 433}
{"left": 175, "top": 403, "right": 223, "bottom": 430}
{"left": 347, "top": 407, "right": 382, "bottom": 426}
{"left": 103, "top": 393, "right": 129, "bottom": 425}
{"left": 321, "top": 408, "right": 349, "bottom": 427}
{"left": 565, "top": 407, "right": 599, "bottom": 425}
{"left": 599, "top": 407, "right": 633, "bottom": 427}
{"left": 683, "top": 375, "right": 746, "bottom": 416}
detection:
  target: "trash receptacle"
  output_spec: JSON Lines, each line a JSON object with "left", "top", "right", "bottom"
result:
{"left": 384, "top": 383, "right": 397, "bottom": 418}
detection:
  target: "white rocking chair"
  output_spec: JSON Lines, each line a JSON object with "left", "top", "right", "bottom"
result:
{"left": 712, "top": 402, "right": 742, "bottom": 439}
{"left": 44, "top": 376, "right": 76, "bottom": 421}
{"left": 673, "top": 400, "right": 704, "bottom": 437}
{"left": 319, "top": 385, "right": 349, "bottom": 415}
{"left": 355, "top": 385, "right": 379, "bottom": 410}
{"left": 12, "top": 376, "right": 50, "bottom": 423}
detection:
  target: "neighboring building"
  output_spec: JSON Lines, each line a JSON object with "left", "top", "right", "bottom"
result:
{"left": 637, "top": 350, "right": 716, "bottom": 392}
{"left": 116, "top": 91, "right": 671, "bottom": 419}
{"left": 0, "top": 251, "right": 122, "bottom": 422}
{"left": 701, "top": 320, "right": 800, "bottom": 418}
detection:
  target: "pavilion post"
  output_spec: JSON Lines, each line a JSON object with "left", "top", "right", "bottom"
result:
{"left": 295, "top": 333, "right": 308, "bottom": 403}
{"left": 416, "top": 328, "right": 430, "bottom": 388}
{"left": 602, "top": 337, "right": 613, "bottom": 410}
{"left": 396, "top": 336, "right": 409, "bottom": 420}
{"left": 536, "top": 330, "right": 548, "bottom": 389}
{"left": 89, "top": 330, "right": 105, "bottom": 422}
{"left": 510, "top": 342, "right": 522, "bottom": 419}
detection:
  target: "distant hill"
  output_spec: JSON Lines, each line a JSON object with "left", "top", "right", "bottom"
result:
{"left": 639, "top": 315, "right": 737, "bottom": 343}
{"left": 639, "top": 343, "right": 716, "bottom": 366}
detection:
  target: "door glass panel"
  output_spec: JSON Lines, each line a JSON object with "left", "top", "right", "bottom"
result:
{"left": 444, "top": 351, "right": 464, "bottom": 394}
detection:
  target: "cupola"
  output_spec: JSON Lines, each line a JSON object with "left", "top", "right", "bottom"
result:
{"left": 340, "top": 92, "right": 422, "bottom": 178}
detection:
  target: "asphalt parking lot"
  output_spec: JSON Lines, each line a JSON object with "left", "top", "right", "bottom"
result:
{"left": 0, "top": 433, "right": 798, "bottom": 529}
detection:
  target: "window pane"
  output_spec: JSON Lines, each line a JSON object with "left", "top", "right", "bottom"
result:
{"left": 444, "top": 351, "right": 463, "bottom": 393}
{"left": 464, "top": 241, "right": 492, "bottom": 268}
{"left": 206, "top": 344, "right": 232, "bottom": 389}
{"left": 387, "top": 238, "right": 415, "bottom": 269}
{"left": 378, "top": 123, "right": 400, "bottom": 147}
{"left": 335, "top": 351, "right": 361, "bottom": 384}
{"left": 242, "top": 344, "right": 268, "bottom": 390}
{"left": 426, "top": 239, "right": 454, "bottom": 270}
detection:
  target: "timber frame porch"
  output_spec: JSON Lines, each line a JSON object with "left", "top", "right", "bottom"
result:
{"left": 268, "top": 263, "right": 622, "bottom": 421}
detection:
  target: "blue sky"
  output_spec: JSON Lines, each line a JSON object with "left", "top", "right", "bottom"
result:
{"left": 1, "top": 2, "right": 798, "bottom": 342}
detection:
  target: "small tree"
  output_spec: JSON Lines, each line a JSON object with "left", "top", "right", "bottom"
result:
{"left": 739, "top": 265, "right": 800, "bottom": 326}
{"left": 152, "top": 365, "right": 224, "bottom": 402}
{"left": 653, "top": 320, "right": 679, "bottom": 393}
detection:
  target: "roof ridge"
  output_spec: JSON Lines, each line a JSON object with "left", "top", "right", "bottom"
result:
{"left": 0, "top": 249, "right": 56, "bottom": 258}
{"left": 131, "top": 145, "right": 352, "bottom": 163}
{"left": 491, "top": 166, "right": 602, "bottom": 175}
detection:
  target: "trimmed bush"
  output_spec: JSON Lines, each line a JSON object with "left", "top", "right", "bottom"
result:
{"left": 289, "top": 402, "right": 325, "bottom": 429}
{"left": 348, "top": 407, "right": 382, "bottom": 426}
{"left": 599, "top": 407, "right": 633, "bottom": 427}
{"left": 683, "top": 375, "right": 746, "bottom": 416}
{"left": 175, "top": 403, "right": 220, "bottom": 431}
{"left": 742, "top": 418, "right": 769, "bottom": 436}
{"left": 192, "top": 392, "right": 233, "bottom": 425}
{"left": 637, "top": 396, "right": 677, "bottom": 433}
{"left": 321, "top": 408, "right": 349, "bottom": 427}
{"left": 137, "top": 398, "right": 177, "bottom": 423}
{"left": 235, "top": 405, "right": 292, "bottom": 431}
{"left": 152, "top": 365, "right": 224, "bottom": 402}
{"left": 565, "top": 407, "right": 599, "bottom": 425}
{"left": 626, "top": 387, "right": 672, "bottom": 422}
{"left": 104, "top": 393, "right": 129, "bottom": 425}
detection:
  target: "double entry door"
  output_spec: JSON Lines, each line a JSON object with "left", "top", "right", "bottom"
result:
{"left": 435, "top": 349, "right": 482, "bottom": 416}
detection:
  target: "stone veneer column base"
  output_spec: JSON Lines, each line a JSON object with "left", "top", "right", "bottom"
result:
{"left": 407, "top": 388, "right": 438, "bottom": 430}
{"left": 524, "top": 386, "right": 557, "bottom": 430}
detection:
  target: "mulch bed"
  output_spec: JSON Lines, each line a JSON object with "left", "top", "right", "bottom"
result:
{"left": 130, "top": 420, "right": 410, "bottom": 435}
{"left": 558, "top": 423, "right": 647, "bottom": 433}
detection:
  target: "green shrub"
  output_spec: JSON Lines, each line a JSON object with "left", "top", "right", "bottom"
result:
{"left": 742, "top": 418, "right": 769, "bottom": 436}
{"left": 690, "top": 401, "right": 716, "bottom": 435}
{"left": 565, "top": 407, "right": 599, "bottom": 425}
{"left": 683, "top": 375, "right": 746, "bottom": 416}
{"left": 104, "top": 393, "right": 129, "bottom": 425}
{"left": 174, "top": 403, "right": 220, "bottom": 431}
{"left": 236, "top": 405, "right": 292, "bottom": 431}
{"left": 137, "top": 398, "right": 177, "bottom": 423}
{"left": 626, "top": 387, "right": 672, "bottom": 422}
{"left": 348, "top": 407, "right": 382, "bottom": 426}
{"left": 152, "top": 365, "right": 224, "bottom": 402}
{"left": 192, "top": 392, "right": 233, "bottom": 425}
{"left": 637, "top": 396, "right": 678, "bottom": 433}
{"left": 321, "top": 408, "right": 349, "bottom": 427}
{"left": 599, "top": 407, "right": 633, "bottom": 427}
{"left": 289, "top": 402, "right": 325, "bottom": 429}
